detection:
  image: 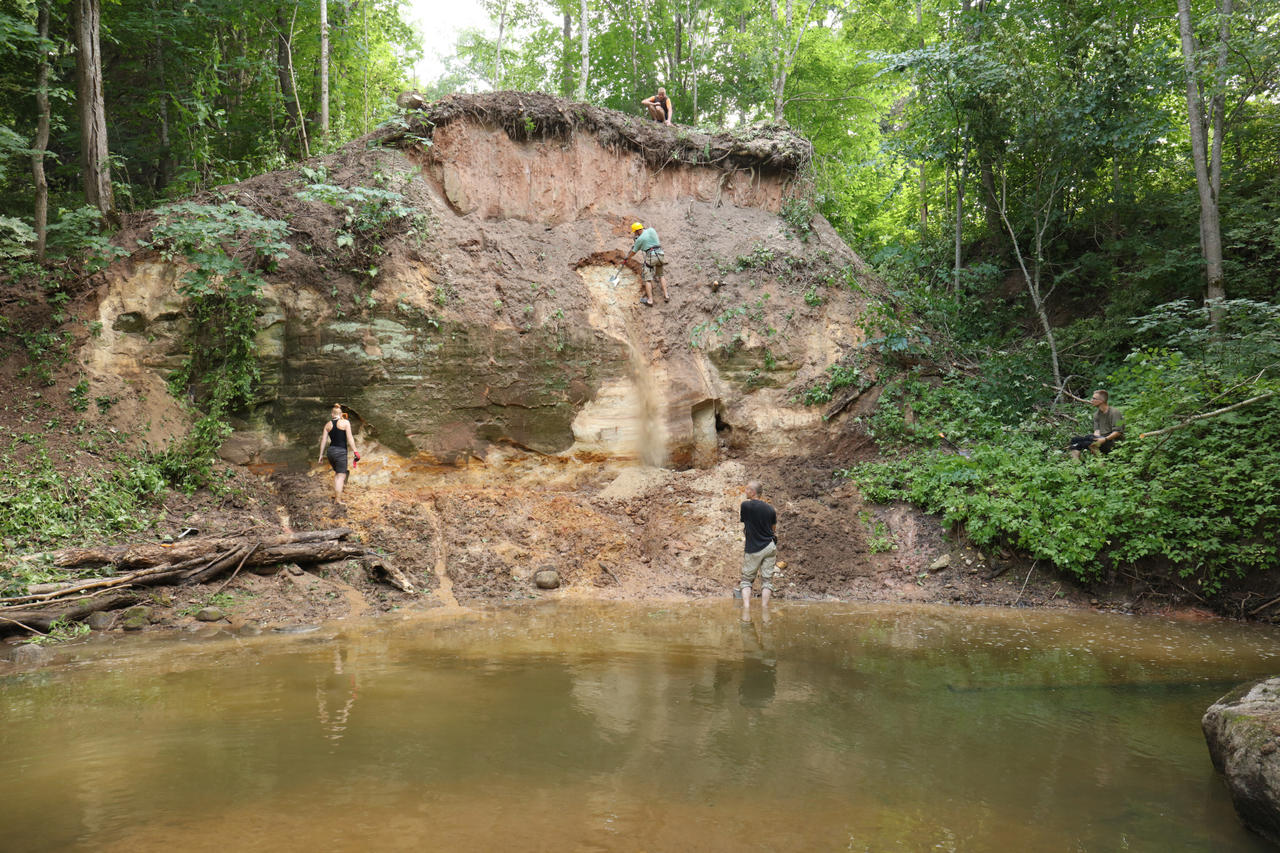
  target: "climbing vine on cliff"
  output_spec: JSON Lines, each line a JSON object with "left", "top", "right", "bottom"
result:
{"left": 142, "top": 202, "right": 290, "bottom": 490}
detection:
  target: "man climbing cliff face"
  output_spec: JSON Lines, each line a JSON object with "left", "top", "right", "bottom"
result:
{"left": 619, "top": 221, "right": 668, "bottom": 306}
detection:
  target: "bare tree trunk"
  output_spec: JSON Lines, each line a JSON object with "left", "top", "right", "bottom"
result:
{"left": 1176, "top": 0, "right": 1226, "bottom": 308}
{"left": 319, "top": 0, "right": 330, "bottom": 144}
{"left": 561, "top": 11, "right": 572, "bottom": 96}
{"left": 769, "top": 0, "right": 787, "bottom": 120}
{"left": 74, "top": 0, "right": 116, "bottom": 224}
{"left": 32, "top": 4, "right": 51, "bottom": 262}
{"left": 150, "top": 0, "right": 172, "bottom": 192}
{"left": 953, "top": 148, "right": 965, "bottom": 289}
{"left": 996, "top": 175, "right": 1064, "bottom": 391}
{"left": 277, "top": 5, "right": 309, "bottom": 156}
{"left": 916, "top": 0, "right": 927, "bottom": 243}
{"left": 577, "top": 0, "right": 588, "bottom": 100}
{"left": 493, "top": 0, "right": 507, "bottom": 89}
{"left": 689, "top": 3, "right": 699, "bottom": 120}
{"left": 361, "top": 0, "right": 369, "bottom": 132}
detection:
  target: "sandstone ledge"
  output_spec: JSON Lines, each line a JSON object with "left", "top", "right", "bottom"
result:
{"left": 1203, "top": 677, "right": 1280, "bottom": 844}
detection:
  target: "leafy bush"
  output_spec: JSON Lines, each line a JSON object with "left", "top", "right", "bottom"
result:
{"left": 801, "top": 360, "right": 870, "bottom": 406}
{"left": 143, "top": 201, "right": 290, "bottom": 491}
{"left": 0, "top": 443, "right": 164, "bottom": 556}
{"left": 294, "top": 182, "right": 421, "bottom": 278}
{"left": 850, "top": 301, "right": 1280, "bottom": 592}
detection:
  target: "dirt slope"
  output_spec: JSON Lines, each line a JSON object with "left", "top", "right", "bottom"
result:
{"left": 0, "top": 93, "right": 1109, "bottom": 641}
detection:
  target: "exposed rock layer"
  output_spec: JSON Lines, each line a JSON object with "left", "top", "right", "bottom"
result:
{"left": 84, "top": 93, "right": 876, "bottom": 471}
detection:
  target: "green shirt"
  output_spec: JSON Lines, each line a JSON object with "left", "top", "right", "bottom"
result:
{"left": 1093, "top": 406, "right": 1123, "bottom": 437}
{"left": 630, "top": 227, "right": 661, "bottom": 253}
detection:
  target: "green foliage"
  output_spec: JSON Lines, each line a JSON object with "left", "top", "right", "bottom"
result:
{"left": 143, "top": 201, "right": 289, "bottom": 492}
{"left": 689, "top": 295, "right": 772, "bottom": 351}
{"left": 0, "top": 442, "right": 163, "bottom": 552}
{"left": 859, "top": 511, "right": 898, "bottom": 554}
{"left": 801, "top": 360, "right": 869, "bottom": 407}
{"left": 851, "top": 300, "right": 1280, "bottom": 592}
{"left": 69, "top": 379, "right": 89, "bottom": 412}
{"left": 0, "top": 215, "right": 34, "bottom": 260}
{"left": 294, "top": 182, "right": 421, "bottom": 277}
{"left": 780, "top": 196, "right": 817, "bottom": 242}
{"left": 735, "top": 242, "right": 777, "bottom": 271}
{"left": 26, "top": 617, "right": 92, "bottom": 645}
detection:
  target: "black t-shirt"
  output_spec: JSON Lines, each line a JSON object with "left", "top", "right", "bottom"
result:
{"left": 740, "top": 499, "right": 777, "bottom": 554}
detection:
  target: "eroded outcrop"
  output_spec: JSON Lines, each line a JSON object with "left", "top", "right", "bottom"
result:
{"left": 84, "top": 92, "right": 878, "bottom": 472}
{"left": 1203, "top": 678, "right": 1280, "bottom": 844}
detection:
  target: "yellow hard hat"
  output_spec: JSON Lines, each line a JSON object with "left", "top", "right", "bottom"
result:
{"left": 630, "top": 221, "right": 644, "bottom": 232}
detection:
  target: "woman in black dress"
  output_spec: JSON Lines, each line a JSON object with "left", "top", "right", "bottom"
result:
{"left": 318, "top": 404, "right": 359, "bottom": 504}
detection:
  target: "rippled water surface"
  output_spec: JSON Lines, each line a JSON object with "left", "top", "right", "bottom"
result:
{"left": 1, "top": 601, "right": 1277, "bottom": 851}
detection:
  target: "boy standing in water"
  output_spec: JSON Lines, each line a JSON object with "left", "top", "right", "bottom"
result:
{"left": 739, "top": 480, "right": 778, "bottom": 621}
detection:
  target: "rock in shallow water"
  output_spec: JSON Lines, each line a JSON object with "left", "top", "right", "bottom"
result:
{"left": 1203, "top": 677, "right": 1280, "bottom": 844}
{"left": 9, "top": 644, "right": 53, "bottom": 666}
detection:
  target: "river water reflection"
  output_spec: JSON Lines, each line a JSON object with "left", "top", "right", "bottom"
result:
{"left": 1, "top": 601, "right": 1276, "bottom": 851}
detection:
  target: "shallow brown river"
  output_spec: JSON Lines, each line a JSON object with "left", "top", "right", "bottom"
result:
{"left": 1, "top": 602, "right": 1276, "bottom": 851}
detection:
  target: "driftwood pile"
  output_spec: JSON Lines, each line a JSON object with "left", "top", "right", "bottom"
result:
{"left": 0, "top": 528, "right": 414, "bottom": 637}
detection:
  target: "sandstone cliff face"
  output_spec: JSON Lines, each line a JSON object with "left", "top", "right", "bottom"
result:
{"left": 84, "top": 94, "right": 875, "bottom": 471}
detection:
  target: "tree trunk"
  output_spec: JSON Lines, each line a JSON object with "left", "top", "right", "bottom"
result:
{"left": 493, "top": 0, "right": 507, "bottom": 89}
{"left": 74, "top": 0, "right": 115, "bottom": 224}
{"left": 561, "top": 12, "right": 572, "bottom": 96}
{"left": 319, "top": 0, "right": 330, "bottom": 144}
{"left": 54, "top": 528, "right": 356, "bottom": 570}
{"left": 769, "top": 0, "right": 789, "bottom": 121}
{"left": 916, "top": 0, "right": 927, "bottom": 243}
{"left": 1176, "top": 0, "right": 1226, "bottom": 307}
{"left": 277, "top": 5, "right": 309, "bottom": 157}
{"left": 954, "top": 148, "right": 965, "bottom": 289}
{"left": 32, "top": 4, "right": 51, "bottom": 262}
{"left": 150, "top": 0, "right": 173, "bottom": 192}
{"left": 577, "top": 0, "right": 588, "bottom": 100}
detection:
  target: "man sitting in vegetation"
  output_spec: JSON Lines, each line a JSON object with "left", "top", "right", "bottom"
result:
{"left": 1069, "top": 389, "right": 1123, "bottom": 460}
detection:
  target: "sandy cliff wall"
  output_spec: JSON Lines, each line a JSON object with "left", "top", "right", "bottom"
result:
{"left": 83, "top": 94, "right": 876, "bottom": 472}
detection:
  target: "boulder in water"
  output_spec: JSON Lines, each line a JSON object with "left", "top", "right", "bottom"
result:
{"left": 1203, "top": 677, "right": 1280, "bottom": 843}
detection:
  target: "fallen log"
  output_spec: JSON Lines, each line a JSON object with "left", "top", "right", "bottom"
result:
{"left": 53, "top": 528, "right": 354, "bottom": 570}
{"left": 0, "top": 592, "right": 143, "bottom": 636}
{"left": 0, "top": 530, "right": 414, "bottom": 633}
{"left": 359, "top": 554, "right": 415, "bottom": 594}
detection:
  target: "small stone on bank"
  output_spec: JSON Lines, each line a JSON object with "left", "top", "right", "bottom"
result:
{"left": 535, "top": 570, "right": 561, "bottom": 590}
{"left": 929, "top": 554, "right": 951, "bottom": 572}
{"left": 121, "top": 605, "right": 153, "bottom": 631}
{"left": 195, "top": 607, "right": 226, "bottom": 623}
{"left": 87, "top": 611, "right": 116, "bottom": 631}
